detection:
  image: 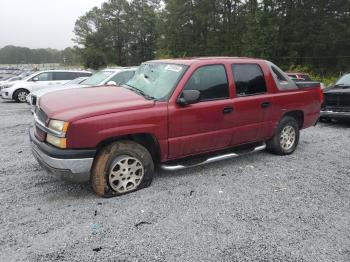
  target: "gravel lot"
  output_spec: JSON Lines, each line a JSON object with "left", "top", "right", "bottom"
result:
{"left": 0, "top": 101, "right": 349, "bottom": 262}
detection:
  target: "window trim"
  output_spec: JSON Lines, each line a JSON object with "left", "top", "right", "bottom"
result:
{"left": 267, "top": 62, "right": 298, "bottom": 90}
{"left": 179, "top": 63, "right": 230, "bottom": 103}
{"left": 231, "top": 63, "right": 268, "bottom": 97}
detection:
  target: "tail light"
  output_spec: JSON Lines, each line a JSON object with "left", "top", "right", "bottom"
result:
{"left": 318, "top": 87, "right": 324, "bottom": 103}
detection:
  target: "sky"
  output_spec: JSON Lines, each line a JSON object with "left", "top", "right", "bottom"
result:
{"left": 0, "top": 0, "right": 106, "bottom": 50}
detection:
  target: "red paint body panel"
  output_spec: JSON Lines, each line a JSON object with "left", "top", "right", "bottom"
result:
{"left": 39, "top": 58, "right": 322, "bottom": 163}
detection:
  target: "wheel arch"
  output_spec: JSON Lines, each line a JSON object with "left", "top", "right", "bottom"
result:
{"left": 95, "top": 133, "right": 161, "bottom": 165}
{"left": 12, "top": 88, "right": 30, "bottom": 100}
{"left": 281, "top": 110, "right": 304, "bottom": 129}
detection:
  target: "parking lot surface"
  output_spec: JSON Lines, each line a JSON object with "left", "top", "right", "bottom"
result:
{"left": 0, "top": 101, "right": 349, "bottom": 262}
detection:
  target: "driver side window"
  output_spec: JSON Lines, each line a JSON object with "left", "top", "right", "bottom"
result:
{"left": 183, "top": 65, "right": 229, "bottom": 101}
{"left": 35, "top": 72, "right": 53, "bottom": 81}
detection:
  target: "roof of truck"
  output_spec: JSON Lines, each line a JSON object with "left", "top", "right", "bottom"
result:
{"left": 146, "top": 57, "right": 266, "bottom": 65}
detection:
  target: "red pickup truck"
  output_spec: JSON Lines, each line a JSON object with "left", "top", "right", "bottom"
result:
{"left": 30, "top": 57, "right": 323, "bottom": 197}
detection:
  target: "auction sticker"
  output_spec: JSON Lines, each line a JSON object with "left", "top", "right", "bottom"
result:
{"left": 165, "top": 65, "right": 182, "bottom": 72}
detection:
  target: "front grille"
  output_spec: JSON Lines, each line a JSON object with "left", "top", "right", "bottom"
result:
{"left": 36, "top": 108, "right": 48, "bottom": 124}
{"left": 35, "top": 126, "right": 46, "bottom": 142}
{"left": 324, "top": 93, "right": 350, "bottom": 107}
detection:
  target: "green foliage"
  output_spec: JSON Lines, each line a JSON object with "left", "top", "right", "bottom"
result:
{"left": 0, "top": 45, "right": 82, "bottom": 65}
{"left": 72, "top": 0, "right": 350, "bottom": 74}
{"left": 74, "top": 0, "right": 160, "bottom": 69}
{"left": 158, "top": 0, "right": 350, "bottom": 75}
{"left": 287, "top": 65, "right": 340, "bottom": 86}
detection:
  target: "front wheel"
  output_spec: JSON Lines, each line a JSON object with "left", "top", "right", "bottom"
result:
{"left": 14, "top": 89, "right": 29, "bottom": 103}
{"left": 90, "top": 140, "right": 154, "bottom": 197}
{"left": 267, "top": 116, "right": 300, "bottom": 155}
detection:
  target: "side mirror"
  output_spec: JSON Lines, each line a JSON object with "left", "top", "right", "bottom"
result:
{"left": 32, "top": 77, "right": 39, "bottom": 82}
{"left": 106, "top": 81, "right": 117, "bottom": 86}
{"left": 177, "top": 90, "right": 201, "bottom": 106}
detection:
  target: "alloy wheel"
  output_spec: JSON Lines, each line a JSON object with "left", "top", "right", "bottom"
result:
{"left": 108, "top": 155, "right": 144, "bottom": 194}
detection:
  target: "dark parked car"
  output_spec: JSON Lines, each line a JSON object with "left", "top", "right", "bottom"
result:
{"left": 321, "top": 73, "right": 350, "bottom": 121}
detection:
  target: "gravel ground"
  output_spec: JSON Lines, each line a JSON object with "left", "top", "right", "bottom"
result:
{"left": 0, "top": 101, "right": 349, "bottom": 262}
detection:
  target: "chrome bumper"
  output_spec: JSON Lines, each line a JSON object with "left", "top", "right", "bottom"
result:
{"left": 30, "top": 128, "right": 94, "bottom": 183}
{"left": 320, "top": 110, "right": 350, "bottom": 118}
{"left": 31, "top": 142, "right": 93, "bottom": 182}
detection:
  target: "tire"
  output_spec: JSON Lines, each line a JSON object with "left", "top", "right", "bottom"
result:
{"left": 14, "top": 89, "right": 29, "bottom": 103}
{"left": 266, "top": 116, "right": 300, "bottom": 155}
{"left": 90, "top": 140, "right": 154, "bottom": 198}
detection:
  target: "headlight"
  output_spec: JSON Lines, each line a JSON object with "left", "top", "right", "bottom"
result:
{"left": 48, "top": 120, "right": 69, "bottom": 133}
{"left": 46, "top": 134, "right": 67, "bottom": 149}
{"left": 45, "top": 120, "right": 69, "bottom": 148}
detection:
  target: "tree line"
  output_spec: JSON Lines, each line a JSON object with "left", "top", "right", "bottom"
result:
{"left": 74, "top": 0, "right": 350, "bottom": 74}
{"left": 1, "top": 0, "right": 349, "bottom": 76}
{"left": 0, "top": 46, "right": 81, "bottom": 65}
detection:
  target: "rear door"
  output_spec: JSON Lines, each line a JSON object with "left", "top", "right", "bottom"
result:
{"left": 168, "top": 64, "right": 235, "bottom": 159}
{"left": 230, "top": 63, "right": 273, "bottom": 145}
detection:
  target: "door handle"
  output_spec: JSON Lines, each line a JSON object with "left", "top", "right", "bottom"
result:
{"left": 261, "top": 102, "right": 271, "bottom": 108}
{"left": 223, "top": 107, "right": 234, "bottom": 114}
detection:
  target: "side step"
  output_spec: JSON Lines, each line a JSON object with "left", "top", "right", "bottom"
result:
{"left": 160, "top": 143, "right": 266, "bottom": 171}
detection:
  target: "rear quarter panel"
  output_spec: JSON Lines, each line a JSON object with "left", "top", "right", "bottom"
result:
{"left": 259, "top": 62, "right": 321, "bottom": 138}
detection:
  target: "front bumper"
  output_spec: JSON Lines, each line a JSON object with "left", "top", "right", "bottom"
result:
{"left": 29, "top": 129, "right": 96, "bottom": 182}
{"left": 1, "top": 89, "right": 11, "bottom": 100}
{"left": 320, "top": 110, "right": 350, "bottom": 119}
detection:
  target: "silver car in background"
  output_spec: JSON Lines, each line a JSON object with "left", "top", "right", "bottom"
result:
{"left": 1, "top": 70, "right": 92, "bottom": 102}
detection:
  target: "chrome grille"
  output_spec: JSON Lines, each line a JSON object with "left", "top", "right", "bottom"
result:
{"left": 36, "top": 109, "right": 48, "bottom": 124}
{"left": 31, "top": 95, "right": 37, "bottom": 106}
{"left": 324, "top": 93, "right": 350, "bottom": 107}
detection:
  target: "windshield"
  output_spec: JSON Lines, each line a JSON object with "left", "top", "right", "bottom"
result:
{"left": 81, "top": 71, "right": 114, "bottom": 86}
{"left": 336, "top": 74, "right": 350, "bottom": 86}
{"left": 64, "top": 77, "right": 85, "bottom": 85}
{"left": 124, "top": 63, "right": 187, "bottom": 100}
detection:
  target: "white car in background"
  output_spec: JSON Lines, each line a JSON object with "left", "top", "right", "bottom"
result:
{"left": 0, "top": 75, "right": 23, "bottom": 86}
{"left": 26, "top": 76, "right": 89, "bottom": 105}
{"left": 0, "top": 70, "right": 92, "bottom": 102}
{"left": 28, "top": 67, "right": 137, "bottom": 109}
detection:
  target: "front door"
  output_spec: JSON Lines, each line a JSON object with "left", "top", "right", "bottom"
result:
{"left": 30, "top": 72, "right": 54, "bottom": 92}
{"left": 168, "top": 64, "right": 235, "bottom": 159}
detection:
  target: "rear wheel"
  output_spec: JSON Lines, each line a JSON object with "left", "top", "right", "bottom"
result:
{"left": 267, "top": 116, "right": 300, "bottom": 155}
{"left": 14, "top": 89, "right": 29, "bottom": 103}
{"left": 90, "top": 140, "right": 154, "bottom": 197}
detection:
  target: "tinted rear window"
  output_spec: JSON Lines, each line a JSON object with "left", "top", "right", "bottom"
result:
{"left": 54, "top": 72, "right": 77, "bottom": 81}
{"left": 232, "top": 64, "right": 267, "bottom": 96}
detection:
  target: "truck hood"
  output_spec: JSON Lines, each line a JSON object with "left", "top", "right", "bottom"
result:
{"left": 39, "top": 86, "right": 155, "bottom": 121}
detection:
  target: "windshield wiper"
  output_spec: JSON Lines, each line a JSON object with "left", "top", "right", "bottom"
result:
{"left": 123, "top": 84, "right": 155, "bottom": 100}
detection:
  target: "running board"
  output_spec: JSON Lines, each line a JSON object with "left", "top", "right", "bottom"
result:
{"left": 160, "top": 143, "right": 266, "bottom": 171}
